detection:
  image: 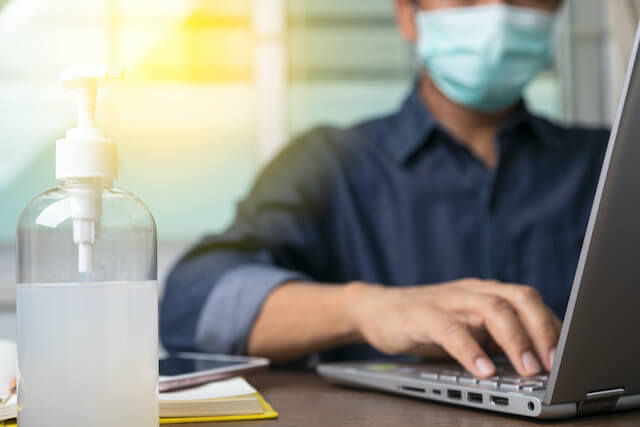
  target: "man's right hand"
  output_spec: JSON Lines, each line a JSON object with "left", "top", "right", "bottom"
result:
{"left": 346, "top": 279, "right": 562, "bottom": 378}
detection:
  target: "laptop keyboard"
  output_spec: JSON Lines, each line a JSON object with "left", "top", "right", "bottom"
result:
{"left": 362, "top": 363, "right": 548, "bottom": 394}
{"left": 418, "top": 365, "right": 548, "bottom": 393}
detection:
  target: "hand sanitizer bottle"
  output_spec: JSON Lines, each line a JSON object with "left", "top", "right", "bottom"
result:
{"left": 16, "top": 67, "right": 158, "bottom": 427}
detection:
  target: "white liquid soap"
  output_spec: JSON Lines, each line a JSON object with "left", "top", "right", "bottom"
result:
{"left": 17, "top": 281, "right": 158, "bottom": 427}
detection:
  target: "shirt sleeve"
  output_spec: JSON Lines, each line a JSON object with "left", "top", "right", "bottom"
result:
{"left": 159, "top": 128, "right": 337, "bottom": 354}
{"left": 194, "top": 264, "right": 310, "bottom": 354}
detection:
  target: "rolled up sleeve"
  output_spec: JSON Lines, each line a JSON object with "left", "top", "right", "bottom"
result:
{"left": 194, "top": 264, "right": 310, "bottom": 354}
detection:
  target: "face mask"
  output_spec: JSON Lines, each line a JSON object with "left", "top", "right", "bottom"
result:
{"left": 415, "top": 4, "right": 556, "bottom": 112}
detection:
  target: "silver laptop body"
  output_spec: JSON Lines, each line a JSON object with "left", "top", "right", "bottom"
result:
{"left": 317, "top": 19, "right": 640, "bottom": 421}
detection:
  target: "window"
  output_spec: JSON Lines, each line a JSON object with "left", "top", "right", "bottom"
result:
{"left": 0, "top": 0, "right": 622, "bottom": 292}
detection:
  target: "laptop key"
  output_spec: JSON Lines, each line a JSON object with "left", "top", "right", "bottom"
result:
{"left": 459, "top": 377, "right": 479, "bottom": 385}
{"left": 499, "top": 378, "right": 543, "bottom": 385}
{"left": 499, "top": 383, "right": 521, "bottom": 391}
{"left": 439, "top": 374, "right": 458, "bottom": 383}
{"left": 518, "top": 381, "right": 544, "bottom": 388}
{"left": 478, "top": 379, "right": 499, "bottom": 388}
{"left": 499, "top": 378, "right": 524, "bottom": 384}
{"left": 522, "top": 385, "right": 547, "bottom": 392}
{"left": 420, "top": 372, "right": 438, "bottom": 381}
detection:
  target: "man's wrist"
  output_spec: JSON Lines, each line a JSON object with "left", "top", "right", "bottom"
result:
{"left": 341, "top": 281, "right": 384, "bottom": 345}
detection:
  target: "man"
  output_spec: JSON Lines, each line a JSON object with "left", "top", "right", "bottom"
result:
{"left": 160, "top": 0, "right": 609, "bottom": 379}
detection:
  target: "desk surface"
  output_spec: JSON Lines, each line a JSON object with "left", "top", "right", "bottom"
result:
{"left": 170, "top": 371, "right": 640, "bottom": 427}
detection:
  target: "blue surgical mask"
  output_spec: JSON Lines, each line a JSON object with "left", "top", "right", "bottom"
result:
{"left": 415, "top": 4, "right": 556, "bottom": 112}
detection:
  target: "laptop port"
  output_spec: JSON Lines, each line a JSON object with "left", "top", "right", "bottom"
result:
{"left": 400, "top": 386, "right": 425, "bottom": 393}
{"left": 432, "top": 389, "right": 442, "bottom": 395}
{"left": 490, "top": 395, "right": 509, "bottom": 406}
{"left": 447, "top": 389, "right": 462, "bottom": 400}
{"left": 467, "top": 392, "right": 483, "bottom": 404}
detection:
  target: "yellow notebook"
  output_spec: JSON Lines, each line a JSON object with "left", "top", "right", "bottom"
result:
{"left": 160, "top": 391, "right": 278, "bottom": 424}
{"left": 0, "top": 392, "right": 277, "bottom": 426}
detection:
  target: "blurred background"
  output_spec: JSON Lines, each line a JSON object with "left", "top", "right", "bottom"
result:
{"left": 0, "top": 0, "right": 638, "bottom": 338}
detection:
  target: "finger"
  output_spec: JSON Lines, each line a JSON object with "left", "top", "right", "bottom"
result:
{"left": 458, "top": 280, "right": 560, "bottom": 370}
{"left": 430, "top": 318, "right": 496, "bottom": 378}
{"left": 446, "top": 292, "right": 542, "bottom": 376}
{"left": 411, "top": 325, "right": 491, "bottom": 359}
{"left": 477, "top": 282, "right": 560, "bottom": 372}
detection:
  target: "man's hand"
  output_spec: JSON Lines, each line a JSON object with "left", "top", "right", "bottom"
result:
{"left": 346, "top": 279, "right": 562, "bottom": 378}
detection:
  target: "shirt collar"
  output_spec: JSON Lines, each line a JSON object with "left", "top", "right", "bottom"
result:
{"left": 381, "top": 84, "right": 566, "bottom": 165}
{"left": 380, "top": 86, "right": 439, "bottom": 164}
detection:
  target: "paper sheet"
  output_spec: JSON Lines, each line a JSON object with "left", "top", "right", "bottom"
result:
{"left": 0, "top": 341, "right": 16, "bottom": 403}
{"left": 159, "top": 377, "right": 256, "bottom": 401}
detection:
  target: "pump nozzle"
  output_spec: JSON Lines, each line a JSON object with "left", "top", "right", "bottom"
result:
{"left": 57, "top": 66, "right": 124, "bottom": 273}
{"left": 60, "top": 66, "right": 124, "bottom": 131}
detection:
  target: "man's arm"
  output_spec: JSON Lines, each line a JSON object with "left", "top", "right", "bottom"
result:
{"left": 246, "top": 281, "right": 363, "bottom": 362}
{"left": 248, "top": 279, "right": 562, "bottom": 378}
{"left": 161, "top": 128, "right": 560, "bottom": 378}
{"left": 160, "top": 129, "right": 336, "bottom": 354}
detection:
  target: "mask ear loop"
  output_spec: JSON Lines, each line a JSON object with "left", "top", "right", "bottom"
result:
{"left": 548, "top": 7, "right": 562, "bottom": 69}
{"left": 409, "top": 0, "right": 422, "bottom": 16}
{"left": 410, "top": 1, "right": 425, "bottom": 69}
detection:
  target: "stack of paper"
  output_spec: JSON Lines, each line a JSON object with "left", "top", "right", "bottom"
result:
{"left": 0, "top": 340, "right": 16, "bottom": 425}
{"left": 0, "top": 395, "right": 15, "bottom": 423}
{"left": 161, "top": 377, "right": 261, "bottom": 417}
{"left": 159, "top": 377, "right": 278, "bottom": 423}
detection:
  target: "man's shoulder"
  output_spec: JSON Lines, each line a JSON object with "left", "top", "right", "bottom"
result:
{"left": 256, "top": 121, "right": 380, "bottom": 186}
{"left": 528, "top": 114, "right": 610, "bottom": 150}
{"left": 249, "top": 118, "right": 394, "bottom": 206}
{"left": 291, "top": 114, "right": 392, "bottom": 151}
{"left": 280, "top": 113, "right": 395, "bottom": 167}
{"left": 525, "top": 114, "right": 610, "bottom": 173}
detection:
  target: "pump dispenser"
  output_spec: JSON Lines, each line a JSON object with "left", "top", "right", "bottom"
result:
{"left": 56, "top": 66, "right": 123, "bottom": 272}
{"left": 16, "top": 67, "right": 159, "bottom": 427}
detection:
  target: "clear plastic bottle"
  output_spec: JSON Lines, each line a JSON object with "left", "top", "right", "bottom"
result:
{"left": 16, "top": 67, "right": 159, "bottom": 427}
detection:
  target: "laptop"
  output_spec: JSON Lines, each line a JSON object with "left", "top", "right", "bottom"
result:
{"left": 317, "top": 21, "right": 640, "bottom": 420}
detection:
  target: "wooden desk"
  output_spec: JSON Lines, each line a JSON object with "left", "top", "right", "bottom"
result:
{"left": 170, "top": 371, "right": 640, "bottom": 426}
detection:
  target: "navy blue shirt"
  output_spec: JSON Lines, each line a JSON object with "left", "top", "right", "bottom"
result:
{"left": 160, "top": 86, "right": 609, "bottom": 362}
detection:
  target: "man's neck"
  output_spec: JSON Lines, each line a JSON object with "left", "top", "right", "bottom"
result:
{"left": 418, "top": 72, "right": 517, "bottom": 169}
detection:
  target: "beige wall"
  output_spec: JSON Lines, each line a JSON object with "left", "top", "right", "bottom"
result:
{"left": 605, "top": 0, "right": 640, "bottom": 121}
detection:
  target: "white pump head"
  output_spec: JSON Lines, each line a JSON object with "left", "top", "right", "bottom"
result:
{"left": 57, "top": 66, "right": 123, "bottom": 181}
{"left": 56, "top": 66, "right": 124, "bottom": 273}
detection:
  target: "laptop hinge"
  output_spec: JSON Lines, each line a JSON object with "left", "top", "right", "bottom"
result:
{"left": 577, "top": 388, "right": 625, "bottom": 416}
